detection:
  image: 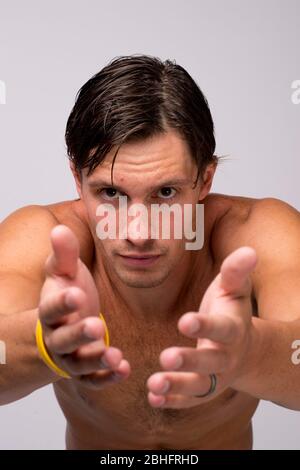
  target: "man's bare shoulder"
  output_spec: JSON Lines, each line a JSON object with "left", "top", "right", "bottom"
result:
{"left": 44, "top": 198, "right": 94, "bottom": 269}
{"left": 207, "top": 192, "right": 263, "bottom": 263}
{"left": 0, "top": 199, "right": 94, "bottom": 278}
{"left": 0, "top": 203, "right": 60, "bottom": 280}
{"left": 209, "top": 192, "right": 299, "bottom": 263}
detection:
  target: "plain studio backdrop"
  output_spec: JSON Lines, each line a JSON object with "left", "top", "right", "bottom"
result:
{"left": 0, "top": 0, "right": 299, "bottom": 450}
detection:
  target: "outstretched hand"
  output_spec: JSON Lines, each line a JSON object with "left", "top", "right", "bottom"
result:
{"left": 147, "top": 246, "right": 258, "bottom": 409}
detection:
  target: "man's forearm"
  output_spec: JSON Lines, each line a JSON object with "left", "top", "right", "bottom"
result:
{"left": 0, "top": 308, "right": 60, "bottom": 405}
{"left": 233, "top": 316, "right": 300, "bottom": 410}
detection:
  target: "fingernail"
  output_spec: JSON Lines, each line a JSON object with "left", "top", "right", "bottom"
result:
{"left": 161, "top": 380, "right": 170, "bottom": 393}
{"left": 101, "top": 356, "right": 110, "bottom": 368}
{"left": 173, "top": 356, "right": 183, "bottom": 369}
{"left": 189, "top": 318, "right": 200, "bottom": 334}
{"left": 155, "top": 396, "right": 166, "bottom": 407}
{"left": 83, "top": 324, "right": 98, "bottom": 339}
{"left": 65, "top": 293, "right": 76, "bottom": 309}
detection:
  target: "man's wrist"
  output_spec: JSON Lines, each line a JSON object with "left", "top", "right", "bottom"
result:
{"left": 231, "top": 316, "right": 265, "bottom": 393}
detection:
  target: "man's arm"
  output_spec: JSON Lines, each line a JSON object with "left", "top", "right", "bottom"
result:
{"left": 0, "top": 205, "right": 61, "bottom": 405}
{"left": 146, "top": 198, "right": 300, "bottom": 411}
{"left": 0, "top": 205, "right": 131, "bottom": 406}
{"left": 228, "top": 198, "right": 300, "bottom": 410}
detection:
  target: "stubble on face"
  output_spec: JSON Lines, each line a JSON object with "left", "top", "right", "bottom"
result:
{"left": 81, "top": 130, "right": 208, "bottom": 290}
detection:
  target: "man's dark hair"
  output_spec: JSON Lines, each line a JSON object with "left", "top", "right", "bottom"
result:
{"left": 65, "top": 54, "right": 219, "bottom": 185}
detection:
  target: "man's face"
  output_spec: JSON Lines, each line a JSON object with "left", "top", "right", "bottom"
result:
{"left": 73, "top": 130, "right": 215, "bottom": 288}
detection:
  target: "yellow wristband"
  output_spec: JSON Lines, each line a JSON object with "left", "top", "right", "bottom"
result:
{"left": 35, "top": 313, "right": 110, "bottom": 379}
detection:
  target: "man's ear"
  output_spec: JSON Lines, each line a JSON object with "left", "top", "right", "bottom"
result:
{"left": 69, "top": 161, "right": 83, "bottom": 199}
{"left": 198, "top": 161, "right": 217, "bottom": 201}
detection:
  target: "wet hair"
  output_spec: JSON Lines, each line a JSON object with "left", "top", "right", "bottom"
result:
{"left": 65, "top": 54, "right": 219, "bottom": 186}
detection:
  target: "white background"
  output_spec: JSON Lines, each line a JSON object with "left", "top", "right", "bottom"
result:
{"left": 0, "top": 0, "right": 299, "bottom": 449}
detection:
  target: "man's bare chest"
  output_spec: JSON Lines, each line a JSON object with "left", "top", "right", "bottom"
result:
{"left": 76, "top": 264, "right": 222, "bottom": 437}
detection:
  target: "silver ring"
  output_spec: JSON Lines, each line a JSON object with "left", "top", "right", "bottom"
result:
{"left": 194, "top": 373, "right": 217, "bottom": 398}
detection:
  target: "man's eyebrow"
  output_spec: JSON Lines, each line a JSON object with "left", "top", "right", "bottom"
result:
{"left": 88, "top": 178, "right": 191, "bottom": 192}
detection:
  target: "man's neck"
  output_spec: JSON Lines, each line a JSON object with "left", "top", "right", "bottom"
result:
{"left": 94, "top": 245, "right": 210, "bottom": 325}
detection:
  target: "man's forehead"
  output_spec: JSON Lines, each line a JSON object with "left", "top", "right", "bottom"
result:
{"left": 84, "top": 131, "right": 197, "bottom": 183}
{"left": 86, "top": 164, "right": 197, "bottom": 189}
{"left": 87, "top": 174, "right": 193, "bottom": 193}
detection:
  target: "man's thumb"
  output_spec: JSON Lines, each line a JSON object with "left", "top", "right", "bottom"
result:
{"left": 45, "top": 225, "right": 80, "bottom": 279}
{"left": 219, "top": 246, "right": 257, "bottom": 297}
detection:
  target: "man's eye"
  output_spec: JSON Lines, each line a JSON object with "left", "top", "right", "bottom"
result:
{"left": 157, "top": 187, "right": 176, "bottom": 199}
{"left": 98, "top": 187, "right": 121, "bottom": 200}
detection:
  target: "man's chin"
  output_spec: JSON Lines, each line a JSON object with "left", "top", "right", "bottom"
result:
{"left": 115, "top": 270, "right": 171, "bottom": 288}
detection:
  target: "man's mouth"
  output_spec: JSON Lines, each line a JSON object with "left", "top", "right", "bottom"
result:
{"left": 118, "top": 254, "right": 161, "bottom": 267}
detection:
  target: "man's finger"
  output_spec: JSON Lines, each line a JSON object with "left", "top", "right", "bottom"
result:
{"left": 219, "top": 246, "right": 257, "bottom": 297}
{"left": 61, "top": 346, "right": 123, "bottom": 376}
{"left": 45, "top": 224, "right": 80, "bottom": 279}
{"left": 39, "top": 286, "right": 85, "bottom": 326}
{"left": 178, "top": 311, "right": 238, "bottom": 344}
{"left": 160, "top": 346, "right": 228, "bottom": 374}
{"left": 74, "top": 359, "right": 131, "bottom": 390}
{"left": 45, "top": 316, "right": 106, "bottom": 354}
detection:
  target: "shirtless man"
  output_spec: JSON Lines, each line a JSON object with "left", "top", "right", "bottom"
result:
{"left": 0, "top": 55, "right": 300, "bottom": 450}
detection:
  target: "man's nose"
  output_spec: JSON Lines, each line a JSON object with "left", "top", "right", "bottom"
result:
{"left": 119, "top": 203, "right": 153, "bottom": 246}
{"left": 126, "top": 216, "right": 152, "bottom": 247}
